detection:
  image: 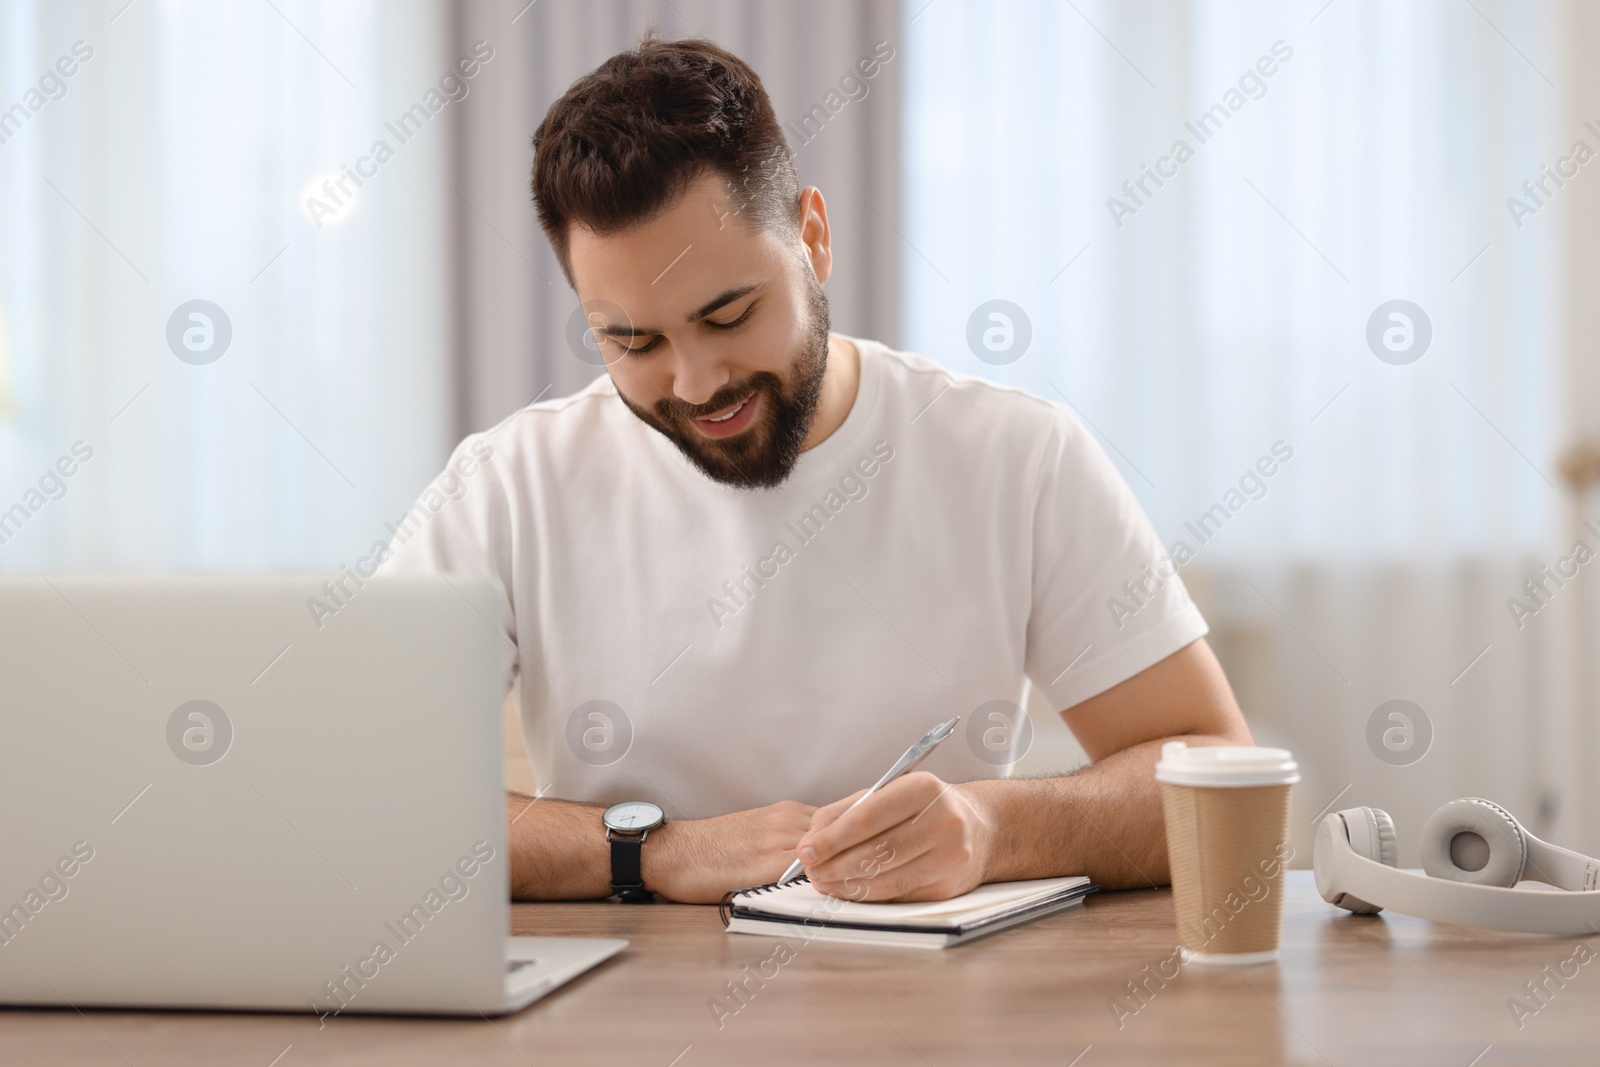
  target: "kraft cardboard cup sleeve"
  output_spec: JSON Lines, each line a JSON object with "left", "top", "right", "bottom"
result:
{"left": 1155, "top": 742, "right": 1299, "bottom": 965}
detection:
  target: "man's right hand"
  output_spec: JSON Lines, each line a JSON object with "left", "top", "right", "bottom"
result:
{"left": 643, "top": 800, "right": 817, "bottom": 904}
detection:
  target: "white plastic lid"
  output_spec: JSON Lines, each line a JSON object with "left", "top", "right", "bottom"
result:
{"left": 1154, "top": 741, "right": 1300, "bottom": 787}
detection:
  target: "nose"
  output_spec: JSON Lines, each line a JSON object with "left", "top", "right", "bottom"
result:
{"left": 668, "top": 340, "right": 731, "bottom": 409}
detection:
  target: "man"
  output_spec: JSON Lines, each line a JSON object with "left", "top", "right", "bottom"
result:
{"left": 384, "top": 35, "right": 1252, "bottom": 905}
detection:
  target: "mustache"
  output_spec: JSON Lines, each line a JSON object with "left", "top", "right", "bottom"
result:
{"left": 656, "top": 372, "right": 782, "bottom": 421}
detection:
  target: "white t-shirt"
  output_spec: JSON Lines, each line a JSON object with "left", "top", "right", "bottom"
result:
{"left": 382, "top": 336, "right": 1206, "bottom": 819}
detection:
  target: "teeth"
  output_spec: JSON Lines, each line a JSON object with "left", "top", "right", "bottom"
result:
{"left": 705, "top": 398, "right": 748, "bottom": 422}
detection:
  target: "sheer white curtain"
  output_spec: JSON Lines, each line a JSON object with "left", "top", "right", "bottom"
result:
{"left": 0, "top": 0, "right": 451, "bottom": 572}
{"left": 903, "top": 0, "right": 1582, "bottom": 858}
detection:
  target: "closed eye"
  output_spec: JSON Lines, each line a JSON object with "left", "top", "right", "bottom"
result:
{"left": 615, "top": 334, "right": 662, "bottom": 355}
{"left": 705, "top": 302, "right": 756, "bottom": 330}
{"left": 614, "top": 302, "right": 756, "bottom": 357}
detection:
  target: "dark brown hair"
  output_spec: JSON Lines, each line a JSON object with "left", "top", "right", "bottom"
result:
{"left": 531, "top": 34, "right": 800, "bottom": 287}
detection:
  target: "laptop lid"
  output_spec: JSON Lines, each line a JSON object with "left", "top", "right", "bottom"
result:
{"left": 0, "top": 574, "right": 512, "bottom": 1015}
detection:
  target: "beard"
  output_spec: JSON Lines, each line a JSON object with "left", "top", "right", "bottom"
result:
{"left": 616, "top": 270, "right": 831, "bottom": 490}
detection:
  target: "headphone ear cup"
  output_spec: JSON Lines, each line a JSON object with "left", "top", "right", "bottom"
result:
{"left": 1420, "top": 798, "right": 1526, "bottom": 887}
{"left": 1368, "top": 807, "right": 1398, "bottom": 868}
{"left": 1331, "top": 807, "right": 1398, "bottom": 914}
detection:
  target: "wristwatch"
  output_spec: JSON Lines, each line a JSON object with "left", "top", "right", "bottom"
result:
{"left": 603, "top": 801, "right": 665, "bottom": 903}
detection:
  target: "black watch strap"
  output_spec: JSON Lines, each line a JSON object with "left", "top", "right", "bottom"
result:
{"left": 609, "top": 833, "right": 653, "bottom": 902}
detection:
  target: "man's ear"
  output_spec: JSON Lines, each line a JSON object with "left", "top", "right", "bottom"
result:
{"left": 797, "top": 186, "right": 834, "bottom": 285}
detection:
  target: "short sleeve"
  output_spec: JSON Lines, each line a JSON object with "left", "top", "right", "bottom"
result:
{"left": 378, "top": 432, "right": 520, "bottom": 693}
{"left": 1023, "top": 407, "right": 1209, "bottom": 711}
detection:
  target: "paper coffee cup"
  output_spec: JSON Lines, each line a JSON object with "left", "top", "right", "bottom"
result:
{"left": 1155, "top": 742, "right": 1299, "bottom": 965}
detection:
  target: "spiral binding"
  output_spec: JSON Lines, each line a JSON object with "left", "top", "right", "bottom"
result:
{"left": 717, "top": 875, "right": 811, "bottom": 927}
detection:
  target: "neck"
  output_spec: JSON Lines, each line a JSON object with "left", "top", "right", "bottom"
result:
{"left": 801, "top": 333, "right": 860, "bottom": 452}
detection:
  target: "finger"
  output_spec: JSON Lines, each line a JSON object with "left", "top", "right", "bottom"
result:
{"left": 871, "top": 871, "right": 961, "bottom": 903}
{"left": 804, "top": 809, "right": 944, "bottom": 885}
{"left": 802, "top": 779, "right": 929, "bottom": 860}
{"left": 821, "top": 837, "right": 981, "bottom": 904}
{"left": 808, "top": 830, "right": 935, "bottom": 894}
{"left": 800, "top": 773, "right": 947, "bottom": 864}
{"left": 814, "top": 842, "right": 943, "bottom": 902}
{"left": 807, "top": 788, "right": 868, "bottom": 832}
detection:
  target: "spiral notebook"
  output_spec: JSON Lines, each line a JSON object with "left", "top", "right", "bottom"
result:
{"left": 717, "top": 875, "right": 1096, "bottom": 949}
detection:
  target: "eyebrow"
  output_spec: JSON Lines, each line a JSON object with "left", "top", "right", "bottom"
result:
{"left": 595, "top": 283, "right": 764, "bottom": 338}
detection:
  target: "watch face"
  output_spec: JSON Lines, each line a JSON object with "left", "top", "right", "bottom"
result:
{"left": 604, "top": 801, "right": 664, "bottom": 832}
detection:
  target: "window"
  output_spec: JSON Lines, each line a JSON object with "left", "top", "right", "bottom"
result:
{"left": 901, "top": 0, "right": 1563, "bottom": 564}
{"left": 0, "top": 0, "right": 451, "bottom": 571}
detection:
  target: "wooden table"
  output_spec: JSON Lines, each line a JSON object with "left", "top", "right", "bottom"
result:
{"left": 3, "top": 871, "right": 1594, "bottom": 1066}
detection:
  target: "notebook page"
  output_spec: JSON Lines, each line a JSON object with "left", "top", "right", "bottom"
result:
{"left": 737, "top": 876, "right": 1089, "bottom": 925}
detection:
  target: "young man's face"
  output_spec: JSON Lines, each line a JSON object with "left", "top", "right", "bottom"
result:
{"left": 566, "top": 170, "right": 833, "bottom": 490}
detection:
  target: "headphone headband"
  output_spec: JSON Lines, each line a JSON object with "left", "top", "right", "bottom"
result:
{"left": 1522, "top": 837, "right": 1600, "bottom": 894}
{"left": 1314, "top": 813, "right": 1600, "bottom": 937}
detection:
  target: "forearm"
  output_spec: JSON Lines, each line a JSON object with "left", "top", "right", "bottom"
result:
{"left": 962, "top": 732, "right": 1242, "bottom": 890}
{"left": 504, "top": 790, "right": 810, "bottom": 902}
{"left": 505, "top": 792, "right": 612, "bottom": 900}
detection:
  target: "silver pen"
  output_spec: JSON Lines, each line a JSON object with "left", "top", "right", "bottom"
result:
{"left": 777, "top": 714, "right": 962, "bottom": 885}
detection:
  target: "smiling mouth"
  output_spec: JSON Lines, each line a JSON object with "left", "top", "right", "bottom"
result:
{"left": 689, "top": 393, "right": 760, "bottom": 439}
{"left": 704, "top": 398, "right": 749, "bottom": 422}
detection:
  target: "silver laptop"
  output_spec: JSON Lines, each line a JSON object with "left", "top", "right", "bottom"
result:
{"left": 0, "top": 574, "right": 625, "bottom": 1017}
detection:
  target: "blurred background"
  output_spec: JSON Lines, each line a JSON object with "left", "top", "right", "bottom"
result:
{"left": 3, "top": 0, "right": 1598, "bottom": 866}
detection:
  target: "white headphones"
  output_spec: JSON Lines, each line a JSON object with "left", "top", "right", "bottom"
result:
{"left": 1313, "top": 797, "right": 1600, "bottom": 936}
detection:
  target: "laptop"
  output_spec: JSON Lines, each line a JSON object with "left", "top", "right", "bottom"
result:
{"left": 0, "top": 574, "right": 625, "bottom": 1017}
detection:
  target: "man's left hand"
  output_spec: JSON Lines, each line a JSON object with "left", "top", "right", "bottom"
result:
{"left": 794, "top": 772, "right": 995, "bottom": 902}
